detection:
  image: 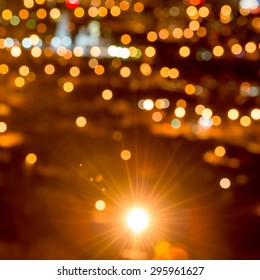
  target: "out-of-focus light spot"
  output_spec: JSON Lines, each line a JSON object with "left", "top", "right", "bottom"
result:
{"left": 169, "top": 68, "right": 179, "bottom": 79}
{"left": 195, "top": 104, "right": 205, "bottom": 115}
{"left": 22, "top": 38, "right": 32, "bottom": 48}
{"left": 50, "top": 8, "right": 61, "bottom": 20}
{"left": 98, "top": 6, "right": 108, "bottom": 17}
{"left": 0, "top": 64, "right": 9, "bottom": 75}
{"left": 228, "top": 109, "right": 239, "bottom": 120}
{"left": 179, "top": 46, "right": 190, "bottom": 57}
{"left": 121, "top": 150, "right": 131, "bottom": 160}
{"left": 121, "top": 34, "right": 131, "bottom": 45}
{"left": 171, "top": 119, "right": 181, "bottom": 129}
{"left": 213, "top": 46, "right": 224, "bottom": 57}
{"left": 2, "top": 9, "right": 13, "bottom": 20}
{"left": 37, "top": 23, "right": 47, "bottom": 33}
{"left": 221, "top": 5, "right": 232, "bottom": 16}
{"left": 199, "top": 117, "right": 213, "bottom": 127}
{"left": 19, "top": 66, "right": 30, "bottom": 76}
{"left": 11, "top": 47, "right": 22, "bottom": 57}
{"left": 176, "top": 99, "right": 187, "bottom": 108}
{"left": 37, "top": 8, "right": 47, "bottom": 19}
{"left": 25, "top": 153, "right": 37, "bottom": 165}
{"left": 19, "top": 9, "right": 29, "bottom": 20}
{"left": 95, "top": 200, "right": 106, "bottom": 211}
{"left": 231, "top": 44, "right": 243, "bottom": 55}
{"left": 215, "top": 146, "right": 226, "bottom": 157}
{"left": 212, "top": 115, "right": 222, "bottom": 126}
{"left": 199, "top": 6, "right": 210, "bottom": 17}
{"left": 45, "top": 64, "right": 55, "bottom": 75}
{"left": 245, "top": 41, "right": 257, "bottom": 53}
{"left": 110, "top": 6, "right": 121, "bottom": 17}
{"left": 15, "top": 77, "right": 25, "bottom": 87}
{"left": 102, "top": 89, "right": 113, "bottom": 100}
{"left": 88, "top": 6, "right": 98, "bottom": 17}
{"left": 185, "top": 84, "right": 196, "bottom": 95}
{"left": 197, "top": 27, "right": 207, "bottom": 37}
{"left": 74, "top": 7, "right": 85, "bottom": 18}
{"left": 0, "top": 104, "right": 10, "bottom": 117}
{"left": 4, "top": 38, "right": 14, "bottom": 48}
{"left": 26, "top": 72, "right": 36, "bottom": 82}
{"left": 220, "top": 178, "right": 231, "bottom": 189}
{"left": 108, "top": 46, "right": 130, "bottom": 59}
{"left": 173, "top": 28, "right": 183, "bottom": 39}
{"left": 186, "top": 6, "right": 198, "bottom": 17}
{"left": 134, "top": 2, "right": 144, "bottom": 13}
{"left": 90, "top": 46, "right": 101, "bottom": 57}
{"left": 159, "top": 29, "right": 169, "bottom": 40}
{"left": 70, "top": 66, "right": 80, "bottom": 77}
{"left": 143, "top": 99, "right": 154, "bottom": 111}
{"left": 89, "top": 58, "right": 99, "bottom": 69}
{"left": 175, "top": 107, "right": 186, "bottom": 118}
{"left": 63, "top": 81, "right": 74, "bottom": 93}
{"left": 24, "top": 0, "right": 34, "bottom": 9}
{"left": 127, "top": 208, "right": 148, "bottom": 233}
{"left": 155, "top": 99, "right": 170, "bottom": 109}
{"left": 160, "top": 67, "right": 170, "bottom": 78}
{"left": 120, "top": 0, "right": 130, "bottom": 11}
{"left": 145, "top": 46, "right": 156, "bottom": 57}
{"left": 73, "top": 46, "right": 84, "bottom": 57}
{"left": 147, "top": 31, "right": 157, "bottom": 42}
{"left": 0, "top": 122, "right": 7, "bottom": 133}
{"left": 112, "top": 131, "right": 123, "bottom": 141}
{"left": 94, "top": 65, "right": 104, "bottom": 75}
{"left": 10, "top": 16, "right": 20, "bottom": 26}
{"left": 251, "top": 108, "right": 260, "bottom": 120}
{"left": 140, "top": 63, "right": 152, "bottom": 76}
{"left": 189, "top": 20, "right": 200, "bottom": 31}
{"left": 183, "top": 28, "right": 194, "bottom": 39}
{"left": 76, "top": 116, "right": 87, "bottom": 127}
{"left": 31, "top": 47, "right": 42, "bottom": 58}
{"left": 26, "top": 19, "right": 37, "bottom": 30}
{"left": 202, "top": 108, "right": 213, "bottom": 119}
{"left": 152, "top": 112, "right": 163, "bottom": 122}
{"left": 240, "top": 116, "right": 251, "bottom": 127}
{"left": 189, "top": 0, "right": 205, "bottom": 5}
{"left": 120, "top": 67, "right": 131, "bottom": 78}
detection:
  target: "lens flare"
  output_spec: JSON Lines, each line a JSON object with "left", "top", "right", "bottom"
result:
{"left": 127, "top": 208, "right": 149, "bottom": 233}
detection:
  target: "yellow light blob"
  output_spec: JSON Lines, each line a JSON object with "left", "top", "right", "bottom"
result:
{"left": 50, "top": 8, "right": 60, "bottom": 20}
{"left": 90, "top": 46, "right": 101, "bottom": 57}
{"left": 120, "top": 67, "right": 131, "bottom": 78}
{"left": 220, "top": 178, "right": 231, "bottom": 189}
{"left": 189, "top": 20, "right": 200, "bottom": 31}
{"left": 140, "top": 63, "right": 152, "bottom": 76}
{"left": 102, "top": 89, "right": 113, "bottom": 100}
{"left": 215, "top": 146, "right": 226, "bottom": 157}
{"left": 25, "top": 153, "right": 37, "bottom": 165}
{"left": 143, "top": 99, "right": 154, "bottom": 110}
{"left": 2, "top": 9, "right": 13, "bottom": 20}
{"left": 175, "top": 107, "right": 186, "bottom": 118}
{"left": 119, "top": 0, "right": 130, "bottom": 11}
{"left": 19, "top": 9, "right": 29, "bottom": 20}
{"left": 199, "top": 6, "right": 210, "bottom": 17}
{"left": 147, "top": 31, "right": 157, "bottom": 42}
{"left": 183, "top": 28, "right": 194, "bottom": 39}
{"left": 212, "top": 115, "right": 222, "bottom": 126}
{"left": 158, "top": 29, "right": 169, "bottom": 40}
{"left": 221, "top": 5, "right": 232, "bottom": 16}
{"left": 185, "top": 84, "right": 196, "bottom": 95}
{"left": 94, "top": 65, "right": 105, "bottom": 75}
{"left": 240, "top": 116, "right": 251, "bottom": 127}
{"left": 70, "top": 66, "right": 80, "bottom": 77}
{"left": 23, "top": 0, "right": 34, "bottom": 9}
{"left": 179, "top": 46, "right": 190, "bottom": 57}
{"left": 251, "top": 109, "right": 260, "bottom": 120}
{"left": 88, "top": 7, "right": 98, "bottom": 17}
{"left": 0, "top": 122, "right": 7, "bottom": 133}
{"left": 145, "top": 46, "right": 156, "bottom": 57}
{"left": 19, "top": 66, "right": 30, "bottom": 76}
{"left": 121, "top": 150, "right": 131, "bottom": 160}
{"left": 231, "top": 44, "right": 242, "bottom": 55}
{"left": 44, "top": 64, "right": 55, "bottom": 75}
{"left": 127, "top": 208, "right": 149, "bottom": 233}
{"left": 245, "top": 42, "right": 257, "bottom": 53}
{"left": 0, "top": 64, "right": 9, "bottom": 75}
{"left": 228, "top": 109, "right": 239, "bottom": 120}
{"left": 195, "top": 104, "right": 205, "bottom": 115}
{"left": 31, "top": 47, "right": 42, "bottom": 58}
{"left": 169, "top": 68, "right": 179, "bottom": 79}
{"left": 11, "top": 47, "right": 22, "bottom": 57}
{"left": 37, "top": 8, "right": 47, "bottom": 19}
{"left": 15, "top": 77, "right": 25, "bottom": 87}
{"left": 98, "top": 6, "right": 108, "bottom": 17}
{"left": 134, "top": 2, "right": 144, "bottom": 13}
{"left": 213, "top": 46, "right": 224, "bottom": 57}
{"left": 173, "top": 28, "right": 183, "bottom": 39}
{"left": 74, "top": 7, "right": 85, "bottom": 18}
{"left": 197, "top": 27, "right": 207, "bottom": 37}
{"left": 176, "top": 99, "right": 187, "bottom": 108}
{"left": 152, "top": 112, "right": 163, "bottom": 122}
{"left": 160, "top": 67, "right": 170, "bottom": 78}
{"left": 76, "top": 116, "right": 87, "bottom": 127}
{"left": 63, "top": 82, "right": 74, "bottom": 93}
{"left": 110, "top": 6, "right": 121, "bottom": 17}
{"left": 95, "top": 200, "right": 106, "bottom": 211}
{"left": 121, "top": 34, "right": 131, "bottom": 45}
{"left": 202, "top": 108, "right": 213, "bottom": 119}
{"left": 186, "top": 6, "right": 197, "bottom": 17}
{"left": 88, "top": 58, "right": 99, "bottom": 69}
{"left": 73, "top": 46, "right": 84, "bottom": 57}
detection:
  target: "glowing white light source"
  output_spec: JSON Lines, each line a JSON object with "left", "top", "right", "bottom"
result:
{"left": 239, "top": 0, "right": 259, "bottom": 10}
{"left": 127, "top": 208, "right": 149, "bottom": 233}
